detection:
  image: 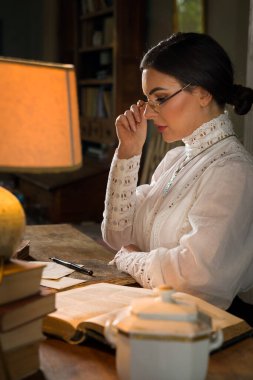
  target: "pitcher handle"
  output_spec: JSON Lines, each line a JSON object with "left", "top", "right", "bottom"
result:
{"left": 209, "top": 329, "right": 223, "bottom": 352}
{"left": 104, "top": 306, "right": 131, "bottom": 348}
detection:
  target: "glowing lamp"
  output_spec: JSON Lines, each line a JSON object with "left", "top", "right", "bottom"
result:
{"left": 0, "top": 57, "right": 82, "bottom": 261}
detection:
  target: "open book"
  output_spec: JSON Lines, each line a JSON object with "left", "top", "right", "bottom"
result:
{"left": 42, "top": 283, "right": 252, "bottom": 346}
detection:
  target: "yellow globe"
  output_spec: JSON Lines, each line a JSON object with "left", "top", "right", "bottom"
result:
{"left": 0, "top": 186, "right": 26, "bottom": 261}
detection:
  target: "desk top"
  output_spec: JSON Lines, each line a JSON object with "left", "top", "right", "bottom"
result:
{"left": 22, "top": 224, "right": 253, "bottom": 379}
{"left": 26, "top": 336, "right": 253, "bottom": 380}
{"left": 23, "top": 223, "right": 136, "bottom": 286}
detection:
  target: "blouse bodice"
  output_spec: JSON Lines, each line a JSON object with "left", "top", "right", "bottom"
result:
{"left": 101, "top": 112, "right": 253, "bottom": 309}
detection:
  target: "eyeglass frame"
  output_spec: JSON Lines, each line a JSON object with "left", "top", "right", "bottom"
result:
{"left": 145, "top": 82, "right": 192, "bottom": 113}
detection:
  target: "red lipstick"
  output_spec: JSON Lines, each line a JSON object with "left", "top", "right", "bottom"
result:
{"left": 156, "top": 125, "right": 167, "bottom": 133}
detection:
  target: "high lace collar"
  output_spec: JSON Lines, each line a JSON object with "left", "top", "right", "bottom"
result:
{"left": 182, "top": 112, "right": 235, "bottom": 160}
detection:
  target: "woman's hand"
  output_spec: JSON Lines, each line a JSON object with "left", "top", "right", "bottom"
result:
{"left": 116, "top": 100, "right": 147, "bottom": 159}
{"left": 122, "top": 244, "right": 141, "bottom": 253}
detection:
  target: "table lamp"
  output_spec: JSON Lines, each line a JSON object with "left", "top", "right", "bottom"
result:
{"left": 0, "top": 57, "right": 82, "bottom": 262}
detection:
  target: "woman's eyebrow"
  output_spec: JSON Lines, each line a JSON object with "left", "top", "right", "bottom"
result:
{"left": 149, "top": 87, "right": 169, "bottom": 95}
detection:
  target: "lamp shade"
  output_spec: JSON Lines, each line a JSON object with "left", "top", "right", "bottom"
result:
{"left": 0, "top": 57, "right": 83, "bottom": 261}
{"left": 0, "top": 57, "right": 82, "bottom": 172}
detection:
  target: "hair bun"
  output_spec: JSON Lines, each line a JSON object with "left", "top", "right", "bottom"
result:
{"left": 228, "top": 84, "right": 253, "bottom": 115}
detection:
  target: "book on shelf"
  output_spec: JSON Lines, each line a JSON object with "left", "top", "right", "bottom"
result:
{"left": 0, "top": 259, "right": 46, "bottom": 306}
{"left": 0, "top": 341, "right": 40, "bottom": 380}
{"left": 103, "top": 88, "right": 112, "bottom": 117}
{"left": 81, "top": 86, "right": 112, "bottom": 118}
{"left": 0, "top": 288, "right": 55, "bottom": 332}
{"left": 96, "top": 86, "right": 106, "bottom": 117}
{"left": 103, "top": 16, "right": 114, "bottom": 44}
{"left": 42, "top": 283, "right": 252, "bottom": 346}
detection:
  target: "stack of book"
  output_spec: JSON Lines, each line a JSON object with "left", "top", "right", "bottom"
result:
{"left": 0, "top": 259, "right": 56, "bottom": 380}
{"left": 81, "top": 86, "right": 112, "bottom": 118}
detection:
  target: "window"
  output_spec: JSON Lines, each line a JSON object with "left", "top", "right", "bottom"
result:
{"left": 173, "top": 0, "right": 205, "bottom": 33}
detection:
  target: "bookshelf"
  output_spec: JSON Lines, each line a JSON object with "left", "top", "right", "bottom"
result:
{"left": 14, "top": 0, "right": 146, "bottom": 224}
{"left": 75, "top": 0, "right": 146, "bottom": 150}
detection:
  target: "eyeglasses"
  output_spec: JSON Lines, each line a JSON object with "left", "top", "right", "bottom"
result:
{"left": 146, "top": 83, "right": 191, "bottom": 113}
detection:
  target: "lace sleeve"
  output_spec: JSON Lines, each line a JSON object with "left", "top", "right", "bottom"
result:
{"left": 110, "top": 247, "right": 152, "bottom": 288}
{"left": 102, "top": 151, "right": 141, "bottom": 232}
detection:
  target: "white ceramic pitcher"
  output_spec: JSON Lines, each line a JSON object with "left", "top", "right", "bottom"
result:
{"left": 105, "top": 286, "right": 223, "bottom": 380}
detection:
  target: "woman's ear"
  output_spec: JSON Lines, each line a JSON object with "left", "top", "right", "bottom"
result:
{"left": 192, "top": 86, "right": 213, "bottom": 107}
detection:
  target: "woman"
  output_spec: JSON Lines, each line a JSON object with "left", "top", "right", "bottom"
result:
{"left": 101, "top": 32, "right": 253, "bottom": 323}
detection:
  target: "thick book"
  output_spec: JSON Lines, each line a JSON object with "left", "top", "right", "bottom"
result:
{"left": 0, "top": 289, "right": 56, "bottom": 332}
{"left": 0, "top": 317, "right": 44, "bottom": 351}
{"left": 42, "top": 283, "right": 252, "bottom": 346}
{"left": 0, "top": 259, "right": 45, "bottom": 306}
{"left": 0, "top": 341, "right": 40, "bottom": 380}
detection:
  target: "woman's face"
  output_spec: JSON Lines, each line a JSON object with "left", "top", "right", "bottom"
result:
{"left": 141, "top": 68, "right": 217, "bottom": 142}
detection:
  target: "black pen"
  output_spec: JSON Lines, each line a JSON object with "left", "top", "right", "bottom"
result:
{"left": 49, "top": 257, "right": 93, "bottom": 276}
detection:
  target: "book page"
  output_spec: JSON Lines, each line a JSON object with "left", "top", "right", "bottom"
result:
{"left": 173, "top": 292, "right": 252, "bottom": 341}
{"left": 43, "top": 283, "right": 152, "bottom": 342}
{"left": 173, "top": 292, "right": 243, "bottom": 329}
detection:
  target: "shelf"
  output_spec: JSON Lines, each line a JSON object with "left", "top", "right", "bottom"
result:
{"left": 44, "top": 0, "right": 146, "bottom": 222}
{"left": 79, "top": 78, "right": 113, "bottom": 85}
{"left": 80, "top": 116, "right": 115, "bottom": 144}
{"left": 75, "top": 0, "right": 145, "bottom": 145}
{"left": 79, "top": 44, "right": 113, "bottom": 53}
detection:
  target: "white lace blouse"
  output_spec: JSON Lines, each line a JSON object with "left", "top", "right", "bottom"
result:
{"left": 101, "top": 113, "right": 253, "bottom": 309}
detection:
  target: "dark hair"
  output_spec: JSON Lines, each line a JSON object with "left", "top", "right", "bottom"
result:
{"left": 140, "top": 32, "right": 253, "bottom": 115}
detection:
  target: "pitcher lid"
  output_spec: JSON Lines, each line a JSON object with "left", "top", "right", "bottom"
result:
{"left": 132, "top": 286, "right": 198, "bottom": 322}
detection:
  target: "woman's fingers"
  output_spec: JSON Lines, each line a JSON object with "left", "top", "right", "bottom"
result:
{"left": 130, "top": 104, "right": 141, "bottom": 123}
{"left": 115, "top": 101, "right": 148, "bottom": 158}
{"left": 124, "top": 109, "right": 137, "bottom": 132}
{"left": 137, "top": 100, "right": 147, "bottom": 121}
{"left": 116, "top": 100, "right": 145, "bottom": 132}
{"left": 116, "top": 100, "right": 147, "bottom": 134}
{"left": 137, "top": 99, "right": 146, "bottom": 108}
{"left": 115, "top": 114, "right": 131, "bottom": 132}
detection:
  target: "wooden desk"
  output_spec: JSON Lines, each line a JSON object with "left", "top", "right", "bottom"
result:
{"left": 23, "top": 224, "right": 253, "bottom": 379}
{"left": 25, "top": 336, "right": 253, "bottom": 380}
{"left": 23, "top": 223, "right": 135, "bottom": 286}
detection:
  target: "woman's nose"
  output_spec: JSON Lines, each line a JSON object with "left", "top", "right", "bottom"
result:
{"left": 143, "top": 103, "right": 157, "bottom": 119}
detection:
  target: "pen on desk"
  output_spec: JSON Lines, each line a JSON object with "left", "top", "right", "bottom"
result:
{"left": 49, "top": 257, "right": 93, "bottom": 276}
